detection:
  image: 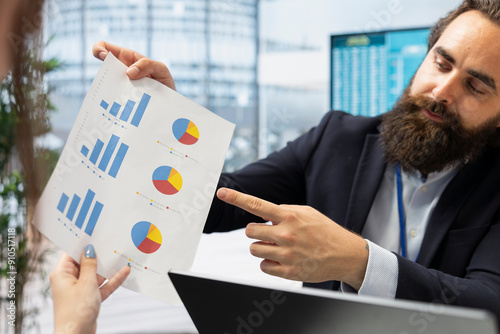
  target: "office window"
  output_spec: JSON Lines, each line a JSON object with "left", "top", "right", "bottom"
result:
{"left": 45, "top": 0, "right": 258, "bottom": 171}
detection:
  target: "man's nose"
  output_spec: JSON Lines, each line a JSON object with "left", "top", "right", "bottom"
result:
{"left": 431, "top": 73, "right": 459, "bottom": 105}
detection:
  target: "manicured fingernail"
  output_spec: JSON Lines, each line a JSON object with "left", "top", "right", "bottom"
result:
{"left": 126, "top": 66, "right": 140, "bottom": 77}
{"left": 85, "top": 244, "right": 96, "bottom": 258}
{"left": 99, "top": 51, "right": 107, "bottom": 60}
{"left": 218, "top": 188, "right": 228, "bottom": 199}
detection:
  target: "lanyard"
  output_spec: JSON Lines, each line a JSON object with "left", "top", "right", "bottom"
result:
{"left": 395, "top": 164, "right": 407, "bottom": 258}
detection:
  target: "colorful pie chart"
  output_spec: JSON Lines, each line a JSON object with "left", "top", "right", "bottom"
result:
{"left": 152, "top": 166, "right": 183, "bottom": 195}
{"left": 131, "top": 221, "right": 162, "bottom": 254}
{"left": 172, "top": 118, "right": 199, "bottom": 145}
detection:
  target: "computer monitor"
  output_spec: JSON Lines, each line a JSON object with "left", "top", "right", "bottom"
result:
{"left": 330, "top": 28, "right": 430, "bottom": 117}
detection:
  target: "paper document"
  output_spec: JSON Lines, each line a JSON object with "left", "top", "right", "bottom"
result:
{"left": 33, "top": 53, "right": 235, "bottom": 304}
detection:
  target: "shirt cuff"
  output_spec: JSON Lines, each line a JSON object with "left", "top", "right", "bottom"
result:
{"left": 341, "top": 240, "right": 398, "bottom": 298}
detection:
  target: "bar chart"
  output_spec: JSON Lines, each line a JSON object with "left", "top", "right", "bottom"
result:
{"left": 57, "top": 189, "right": 103, "bottom": 236}
{"left": 80, "top": 134, "right": 129, "bottom": 178}
{"left": 100, "top": 93, "right": 151, "bottom": 127}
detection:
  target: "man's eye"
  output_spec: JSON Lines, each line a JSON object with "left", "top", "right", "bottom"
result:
{"left": 434, "top": 58, "right": 449, "bottom": 71}
{"left": 467, "top": 81, "right": 486, "bottom": 95}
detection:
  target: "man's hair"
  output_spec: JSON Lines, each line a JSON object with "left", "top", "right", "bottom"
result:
{"left": 429, "top": 0, "right": 500, "bottom": 50}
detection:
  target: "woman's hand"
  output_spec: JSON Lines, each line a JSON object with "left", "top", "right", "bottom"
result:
{"left": 92, "top": 41, "right": 176, "bottom": 90}
{"left": 50, "top": 245, "right": 131, "bottom": 334}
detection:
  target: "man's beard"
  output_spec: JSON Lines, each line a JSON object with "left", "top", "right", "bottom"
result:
{"left": 380, "top": 90, "right": 500, "bottom": 176}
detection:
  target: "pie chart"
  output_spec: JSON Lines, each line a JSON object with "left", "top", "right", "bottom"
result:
{"left": 152, "top": 166, "right": 183, "bottom": 195}
{"left": 131, "top": 221, "right": 162, "bottom": 254}
{"left": 172, "top": 118, "right": 199, "bottom": 145}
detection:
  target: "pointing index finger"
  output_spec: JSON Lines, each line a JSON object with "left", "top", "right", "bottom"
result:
{"left": 217, "top": 188, "right": 283, "bottom": 223}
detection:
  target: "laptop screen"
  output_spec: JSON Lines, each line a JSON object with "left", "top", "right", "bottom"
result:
{"left": 169, "top": 270, "right": 498, "bottom": 334}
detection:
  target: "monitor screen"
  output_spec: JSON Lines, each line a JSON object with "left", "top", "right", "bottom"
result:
{"left": 330, "top": 28, "right": 430, "bottom": 117}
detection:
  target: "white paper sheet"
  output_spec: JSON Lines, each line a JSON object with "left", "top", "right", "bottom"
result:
{"left": 33, "top": 53, "right": 235, "bottom": 304}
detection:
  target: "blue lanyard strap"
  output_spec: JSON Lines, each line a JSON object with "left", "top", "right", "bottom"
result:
{"left": 396, "top": 164, "right": 407, "bottom": 258}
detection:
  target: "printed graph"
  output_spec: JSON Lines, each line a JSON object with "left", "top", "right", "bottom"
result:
{"left": 131, "top": 221, "right": 162, "bottom": 254}
{"left": 100, "top": 93, "right": 151, "bottom": 127}
{"left": 152, "top": 166, "right": 183, "bottom": 195}
{"left": 172, "top": 118, "right": 199, "bottom": 145}
{"left": 57, "top": 189, "right": 103, "bottom": 236}
{"left": 80, "top": 134, "right": 129, "bottom": 178}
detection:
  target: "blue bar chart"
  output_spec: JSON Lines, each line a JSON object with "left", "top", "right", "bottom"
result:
{"left": 57, "top": 189, "right": 103, "bottom": 236}
{"left": 100, "top": 93, "right": 151, "bottom": 127}
{"left": 80, "top": 134, "right": 129, "bottom": 178}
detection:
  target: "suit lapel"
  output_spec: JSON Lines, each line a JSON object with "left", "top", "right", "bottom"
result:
{"left": 416, "top": 157, "right": 487, "bottom": 267}
{"left": 344, "top": 134, "right": 386, "bottom": 233}
{"left": 342, "top": 128, "right": 491, "bottom": 267}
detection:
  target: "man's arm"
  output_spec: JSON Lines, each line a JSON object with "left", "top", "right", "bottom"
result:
{"left": 215, "top": 188, "right": 500, "bottom": 319}
{"left": 216, "top": 187, "right": 369, "bottom": 290}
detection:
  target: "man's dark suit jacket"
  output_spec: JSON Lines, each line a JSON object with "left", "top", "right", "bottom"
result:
{"left": 204, "top": 110, "right": 500, "bottom": 319}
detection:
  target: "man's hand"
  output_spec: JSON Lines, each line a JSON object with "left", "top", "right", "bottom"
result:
{"left": 217, "top": 188, "right": 369, "bottom": 290}
{"left": 92, "top": 41, "right": 176, "bottom": 90}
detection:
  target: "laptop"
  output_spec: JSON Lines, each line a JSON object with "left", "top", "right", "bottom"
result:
{"left": 168, "top": 270, "right": 498, "bottom": 334}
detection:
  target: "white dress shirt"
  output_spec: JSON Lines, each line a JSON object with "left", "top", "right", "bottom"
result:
{"left": 342, "top": 164, "right": 457, "bottom": 297}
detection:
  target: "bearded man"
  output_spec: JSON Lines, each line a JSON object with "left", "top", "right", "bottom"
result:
{"left": 94, "top": 0, "right": 500, "bottom": 320}
{"left": 209, "top": 0, "right": 500, "bottom": 318}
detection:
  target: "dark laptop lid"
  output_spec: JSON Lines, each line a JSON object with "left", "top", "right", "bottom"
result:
{"left": 169, "top": 270, "right": 498, "bottom": 334}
